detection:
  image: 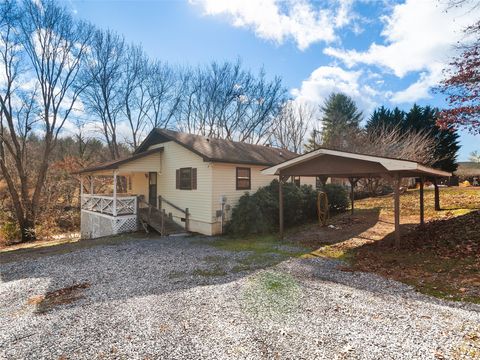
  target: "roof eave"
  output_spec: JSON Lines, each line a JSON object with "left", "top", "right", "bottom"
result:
{"left": 74, "top": 147, "right": 164, "bottom": 175}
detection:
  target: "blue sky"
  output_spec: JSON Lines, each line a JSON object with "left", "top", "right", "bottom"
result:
{"left": 67, "top": 0, "right": 479, "bottom": 160}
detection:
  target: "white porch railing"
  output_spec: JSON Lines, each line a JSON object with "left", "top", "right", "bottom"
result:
{"left": 81, "top": 194, "right": 137, "bottom": 216}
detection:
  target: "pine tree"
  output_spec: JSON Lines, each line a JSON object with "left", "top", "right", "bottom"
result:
{"left": 405, "top": 105, "right": 460, "bottom": 173}
{"left": 303, "top": 129, "right": 321, "bottom": 153}
{"left": 320, "top": 93, "right": 362, "bottom": 149}
{"left": 366, "top": 106, "right": 405, "bottom": 135}
{"left": 366, "top": 104, "right": 460, "bottom": 172}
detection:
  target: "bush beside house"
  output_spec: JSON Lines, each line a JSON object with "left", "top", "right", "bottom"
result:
{"left": 227, "top": 180, "right": 349, "bottom": 235}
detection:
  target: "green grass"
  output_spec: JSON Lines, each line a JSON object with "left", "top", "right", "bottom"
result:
{"left": 351, "top": 249, "right": 480, "bottom": 304}
{"left": 242, "top": 271, "right": 301, "bottom": 318}
{"left": 231, "top": 252, "right": 288, "bottom": 273}
{"left": 192, "top": 265, "right": 228, "bottom": 277}
{"left": 411, "top": 282, "right": 480, "bottom": 305}
{"left": 167, "top": 270, "right": 187, "bottom": 280}
{"left": 209, "top": 234, "right": 308, "bottom": 256}
{"left": 208, "top": 234, "right": 309, "bottom": 273}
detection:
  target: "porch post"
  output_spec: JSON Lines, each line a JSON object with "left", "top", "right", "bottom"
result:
{"left": 113, "top": 170, "right": 118, "bottom": 216}
{"left": 279, "top": 174, "right": 284, "bottom": 239}
{"left": 419, "top": 177, "right": 425, "bottom": 226}
{"left": 80, "top": 176, "right": 84, "bottom": 197}
{"left": 394, "top": 173, "right": 402, "bottom": 248}
{"left": 90, "top": 176, "right": 94, "bottom": 195}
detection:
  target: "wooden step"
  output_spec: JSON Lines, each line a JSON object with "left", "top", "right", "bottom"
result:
{"left": 138, "top": 208, "right": 185, "bottom": 235}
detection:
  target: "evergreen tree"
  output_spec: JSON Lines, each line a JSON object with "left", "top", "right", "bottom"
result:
{"left": 320, "top": 93, "right": 362, "bottom": 149}
{"left": 366, "top": 106, "right": 405, "bottom": 135}
{"left": 404, "top": 105, "right": 460, "bottom": 172}
{"left": 303, "top": 129, "right": 322, "bottom": 153}
{"left": 367, "top": 104, "right": 460, "bottom": 172}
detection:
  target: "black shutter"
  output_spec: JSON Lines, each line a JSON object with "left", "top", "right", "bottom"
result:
{"left": 191, "top": 168, "right": 197, "bottom": 190}
{"left": 176, "top": 169, "right": 180, "bottom": 189}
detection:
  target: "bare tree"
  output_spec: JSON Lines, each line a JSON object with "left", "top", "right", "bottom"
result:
{"left": 176, "top": 60, "right": 286, "bottom": 144}
{"left": 351, "top": 126, "right": 439, "bottom": 195}
{"left": 122, "top": 44, "right": 150, "bottom": 150}
{"left": 271, "top": 101, "right": 314, "bottom": 153}
{"left": 82, "top": 29, "right": 125, "bottom": 159}
{"left": 0, "top": 0, "right": 93, "bottom": 241}
{"left": 361, "top": 126, "right": 439, "bottom": 165}
{"left": 146, "top": 61, "right": 183, "bottom": 130}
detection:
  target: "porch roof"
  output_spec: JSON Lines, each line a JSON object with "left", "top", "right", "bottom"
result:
{"left": 75, "top": 147, "right": 163, "bottom": 175}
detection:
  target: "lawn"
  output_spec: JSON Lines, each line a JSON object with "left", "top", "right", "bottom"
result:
{"left": 355, "top": 186, "right": 480, "bottom": 220}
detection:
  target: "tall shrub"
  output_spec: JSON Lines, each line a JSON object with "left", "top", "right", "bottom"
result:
{"left": 227, "top": 180, "right": 349, "bottom": 235}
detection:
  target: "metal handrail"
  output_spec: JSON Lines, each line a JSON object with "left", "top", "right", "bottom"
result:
{"left": 159, "top": 195, "right": 185, "bottom": 214}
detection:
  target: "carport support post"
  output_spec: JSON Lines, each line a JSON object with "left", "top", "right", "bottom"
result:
{"left": 279, "top": 174, "right": 284, "bottom": 239}
{"left": 433, "top": 177, "right": 441, "bottom": 211}
{"left": 348, "top": 177, "right": 359, "bottom": 215}
{"left": 419, "top": 177, "right": 425, "bottom": 226}
{"left": 394, "top": 174, "right": 402, "bottom": 248}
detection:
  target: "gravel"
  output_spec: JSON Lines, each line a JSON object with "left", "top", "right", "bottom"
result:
{"left": 1, "top": 235, "right": 479, "bottom": 359}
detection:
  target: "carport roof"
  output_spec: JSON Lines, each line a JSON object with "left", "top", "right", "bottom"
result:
{"left": 261, "top": 148, "right": 451, "bottom": 178}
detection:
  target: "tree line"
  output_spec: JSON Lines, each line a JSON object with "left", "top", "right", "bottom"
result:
{"left": 0, "top": 0, "right": 470, "bottom": 243}
{"left": 0, "top": 0, "right": 296, "bottom": 241}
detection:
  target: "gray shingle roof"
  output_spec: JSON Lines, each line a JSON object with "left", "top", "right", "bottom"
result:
{"left": 136, "top": 128, "right": 298, "bottom": 166}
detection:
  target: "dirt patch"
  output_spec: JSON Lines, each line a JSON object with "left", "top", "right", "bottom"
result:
{"left": 27, "top": 282, "right": 91, "bottom": 313}
{"left": 286, "top": 209, "right": 382, "bottom": 249}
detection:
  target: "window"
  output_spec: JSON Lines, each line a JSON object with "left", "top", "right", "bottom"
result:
{"left": 293, "top": 176, "right": 300, "bottom": 187}
{"left": 236, "top": 167, "right": 251, "bottom": 190}
{"left": 176, "top": 167, "right": 197, "bottom": 190}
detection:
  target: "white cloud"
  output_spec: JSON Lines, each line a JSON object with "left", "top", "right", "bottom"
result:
{"left": 192, "top": 0, "right": 357, "bottom": 50}
{"left": 324, "top": 0, "right": 480, "bottom": 102}
{"left": 389, "top": 64, "right": 444, "bottom": 104}
{"left": 291, "top": 65, "right": 379, "bottom": 116}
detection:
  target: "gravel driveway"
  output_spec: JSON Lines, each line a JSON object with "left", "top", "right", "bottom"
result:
{"left": 1, "top": 235, "right": 479, "bottom": 359}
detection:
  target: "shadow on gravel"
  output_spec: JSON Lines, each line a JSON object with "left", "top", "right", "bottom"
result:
{"left": 1, "top": 233, "right": 289, "bottom": 314}
{"left": 3, "top": 210, "right": 475, "bottom": 315}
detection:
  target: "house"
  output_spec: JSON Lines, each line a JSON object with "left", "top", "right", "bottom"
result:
{"left": 454, "top": 162, "right": 480, "bottom": 185}
{"left": 77, "top": 129, "right": 316, "bottom": 239}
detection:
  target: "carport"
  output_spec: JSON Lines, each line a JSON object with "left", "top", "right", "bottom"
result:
{"left": 261, "top": 148, "right": 451, "bottom": 247}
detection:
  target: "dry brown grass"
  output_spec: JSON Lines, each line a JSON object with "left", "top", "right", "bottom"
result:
{"left": 27, "top": 282, "right": 91, "bottom": 314}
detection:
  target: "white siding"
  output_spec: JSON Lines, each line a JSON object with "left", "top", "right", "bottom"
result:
{"left": 114, "top": 141, "right": 319, "bottom": 236}
{"left": 120, "top": 152, "right": 161, "bottom": 172}
{"left": 149, "top": 141, "right": 214, "bottom": 235}
{"left": 211, "top": 163, "right": 317, "bottom": 235}
{"left": 130, "top": 172, "right": 148, "bottom": 199}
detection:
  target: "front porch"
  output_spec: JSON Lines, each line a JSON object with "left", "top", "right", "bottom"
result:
{"left": 80, "top": 193, "right": 138, "bottom": 239}
{"left": 79, "top": 170, "right": 188, "bottom": 239}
